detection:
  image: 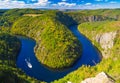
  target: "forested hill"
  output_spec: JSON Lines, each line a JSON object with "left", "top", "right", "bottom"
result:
{"left": 0, "top": 9, "right": 120, "bottom": 82}
{"left": 66, "top": 9, "right": 120, "bottom": 24}
{"left": 0, "top": 9, "right": 45, "bottom": 27}
{"left": 0, "top": 33, "right": 20, "bottom": 67}
{"left": 1, "top": 9, "right": 120, "bottom": 28}
{"left": 0, "top": 33, "right": 42, "bottom": 83}
{"left": 11, "top": 10, "right": 82, "bottom": 69}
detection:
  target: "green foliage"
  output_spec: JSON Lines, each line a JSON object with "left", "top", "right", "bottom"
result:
{"left": 0, "top": 64, "right": 43, "bottom": 83}
{"left": 66, "top": 9, "right": 120, "bottom": 24}
{"left": 0, "top": 33, "right": 20, "bottom": 66}
{"left": 78, "top": 21, "right": 120, "bottom": 50}
{"left": 0, "top": 68, "right": 28, "bottom": 83}
{"left": 66, "top": 11, "right": 107, "bottom": 24}
{"left": 1, "top": 9, "right": 120, "bottom": 82}
{"left": 53, "top": 11, "right": 77, "bottom": 26}
{"left": 54, "top": 21, "right": 120, "bottom": 83}
{"left": 0, "top": 33, "right": 42, "bottom": 83}
{"left": 11, "top": 11, "right": 82, "bottom": 69}
{"left": 79, "top": 21, "right": 120, "bottom": 32}
{"left": 0, "top": 9, "right": 45, "bottom": 27}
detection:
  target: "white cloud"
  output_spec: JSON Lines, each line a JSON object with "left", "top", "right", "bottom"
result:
{"left": 57, "top": 2, "right": 76, "bottom": 7}
{"left": 37, "top": 0, "right": 48, "bottom": 3}
{"left": 0, "top": 0, "right": 119, "bottom": 9}
{"left": 109, "top": 1, "right": 117, "bottom": 4}
{"left": 0, "top": 0, "right": 26, "bottom": 9}
{"left": 34, "top": 0, "right": 51, "bottom": 6}
{"left": 0, "top": 0, "right": 50, "bottom": 9}
{"left": 85, "top": 3, "right": 92, "bottom": 5}
{"left": 2, "top": 0, "right": 10, "bottom": 2}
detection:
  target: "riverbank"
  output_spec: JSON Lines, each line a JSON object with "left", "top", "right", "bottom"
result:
{"left": 11, "top": 12, "right": 82, "bottom": 69}
{"left": 54, "top": 21, "right": 120, "bottom": 83}
{"left": 0, "top": 33, "right": 41, "bottom": 83}
{"left": 16, "top": 25, "right": 101, "bottom": 82}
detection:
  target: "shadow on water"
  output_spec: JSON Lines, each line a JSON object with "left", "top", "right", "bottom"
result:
{"left": 69, "top": 26, "right": 103, "bottom": 61}
{"left": 16, "top": 25, "right": 102, "bottom": 82}
{"left": 94, "top": 46, "right": 103, "bottom": 60}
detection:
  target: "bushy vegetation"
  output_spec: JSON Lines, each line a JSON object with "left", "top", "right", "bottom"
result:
{"left": 0, "top": 33, "right": 20, "bottom": 66}
{"left": 0, "top": 9, "right": 44, "bottom": 27}
{"left": 1, "top": 9, "right": 120, "bottom": 82}
{"left": 54, "top": 21, "right": 120, "bottom": 83}
{"left": 0, "top": 65, "right": 43, "bottom": 83}
{"left": 78, "top": 21, "right": 120, "bottom": 51}
{"left": 0, "top": 9, "right": 82, "bottom": 82}
{"left": 0, "top": 33, "right": 43, "bottom": 83}
{"left": 11, "top": 11, "right": 82, "bottom": 69}
{"left": 66, "top": 9, "right": 120, "bottom": 24}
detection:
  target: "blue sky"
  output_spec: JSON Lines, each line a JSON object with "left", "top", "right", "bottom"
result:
{"left": 0, "top": 0, "right": 120, "bottom": 9}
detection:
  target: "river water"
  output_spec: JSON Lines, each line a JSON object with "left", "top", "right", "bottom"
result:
{"left": 17, "top": 26, "right": 101, "bottom": 82}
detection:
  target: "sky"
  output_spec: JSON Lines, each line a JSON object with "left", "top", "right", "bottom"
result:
{"left": 0, "top": 0, "right": 120, "bottom": 9}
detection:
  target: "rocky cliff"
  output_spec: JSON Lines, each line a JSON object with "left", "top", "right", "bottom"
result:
{"left": 81, "top": 72, "right": 115, "bottom": 83}
{"left": 95, "top": 31, "right": 117, "bottom": 58}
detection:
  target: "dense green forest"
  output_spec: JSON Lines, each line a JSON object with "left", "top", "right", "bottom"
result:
{"left": 0, "top": 33, "right": 20, "bottom": 66}
{"left": 66, "top": 9, "right": 120, "bottom": 24}
{"left": 0, "top": 33, "right": 42, "bottom": 83}
{"left": 54, "top": 21, "right": 120, "bottom": 83}
{"left": 0, "top": 9, "right": 120, "bottom": 83}
{"left": 11, "top": 10, "right": 82, "bottom": 69}
{"left": 0, "top": 9, "right": 45, "bottom": 27}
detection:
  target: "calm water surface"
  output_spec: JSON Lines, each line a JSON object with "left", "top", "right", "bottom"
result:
{"left": 17, "top": 26, "right": 101, "bottom": 82}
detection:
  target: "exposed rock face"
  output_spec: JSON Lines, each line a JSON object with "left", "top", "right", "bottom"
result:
{"left": 81, "top": 72, "right": 115, "bottom": 83}
{"left": 88, "top": 16, "right": 105, "bottom": 22}
{"left": 81, "top": 16, "right": 106, "bottom": 22}
{"left": 95, "top": 31, "right": 117, "bottom": 58}
{"left": 96, "top": 32, "right": 117, "bottom": 50}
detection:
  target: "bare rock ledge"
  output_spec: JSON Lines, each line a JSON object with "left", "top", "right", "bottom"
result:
{"left": 81, "top": 72, "right": 115, "bottom": 83}
{"left": 95, "top": 31, "right": 117, "bottom": 58}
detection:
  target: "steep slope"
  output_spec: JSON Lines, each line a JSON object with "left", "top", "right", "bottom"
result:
{"left": 11, "top": 12, "right": 82, "bottom": 69}
{"left": 0, "top": 33, "right": 20, "bottom": 66}
{"left": 0, "top": 33, "right": 42, "bottom": 83}
{"left": 0, "top": 9, "right": 44, "bottom": 27}
{"left": 53, "top": 21, "right": 120, "bottom": 83}
{"left": 66, "top": 9, "right": 120, "bottom": 24}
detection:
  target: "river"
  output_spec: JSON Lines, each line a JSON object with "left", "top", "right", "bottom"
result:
{"left": 16, "top": 26, "right": 101, "bottom": 82}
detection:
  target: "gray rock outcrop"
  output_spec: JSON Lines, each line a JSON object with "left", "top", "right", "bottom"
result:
{"left": 95, "top": 31, "right": 117, "bottom": 58}
{"left": 81, "top": 72, "right": 115, "bottom": 83}
{"left": 95, "top": 31, "right": 117, "bottom": 50}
